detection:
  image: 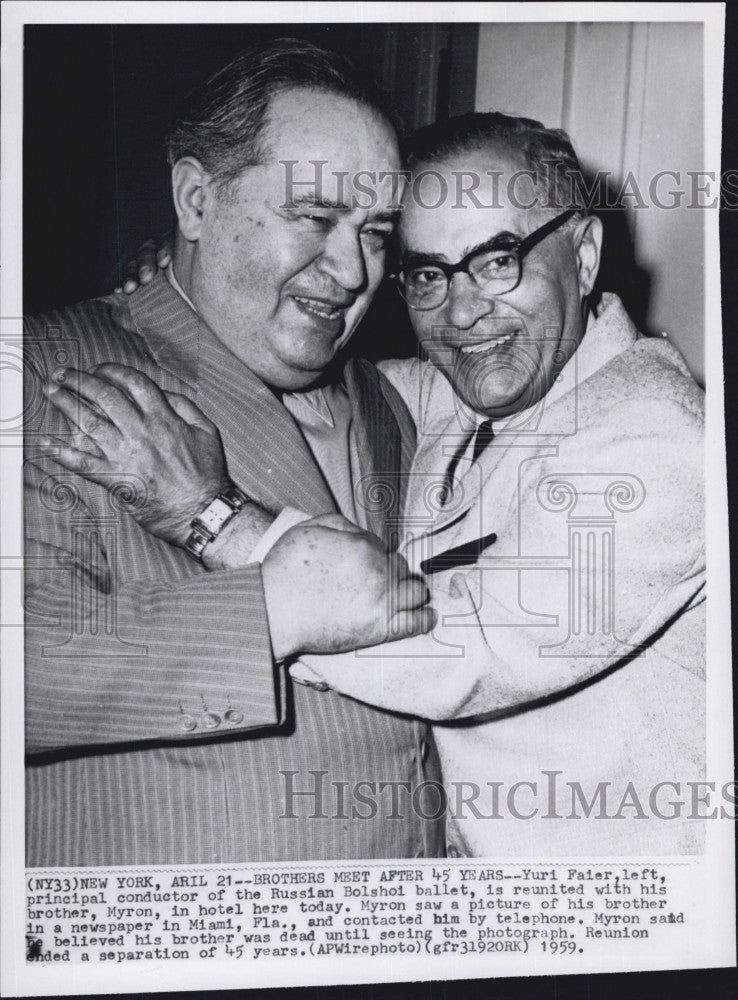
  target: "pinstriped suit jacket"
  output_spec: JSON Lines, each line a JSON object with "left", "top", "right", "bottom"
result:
{"left": 24, "top": 274, "right": 444, "bottom": 866}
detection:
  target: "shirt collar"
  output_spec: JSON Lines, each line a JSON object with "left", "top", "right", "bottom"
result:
{"left": 166, "top": 262, "right": 197, "bottom": 313}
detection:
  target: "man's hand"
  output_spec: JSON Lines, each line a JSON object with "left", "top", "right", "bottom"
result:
{"left": 261, "top": 513, "right": 435, "bottom": 659}
{"left": 40, "top": 364, "right": 230, "bottom": 546}
{"left": 115, "top": 234, "right": 173, "bottom": 294}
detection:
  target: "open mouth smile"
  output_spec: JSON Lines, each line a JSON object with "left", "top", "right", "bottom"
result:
{"left": 292, "top": 295, "right": 347, "bottom": 321}
{"left": 460, "top": 329, "right": 520, "bottom": 355}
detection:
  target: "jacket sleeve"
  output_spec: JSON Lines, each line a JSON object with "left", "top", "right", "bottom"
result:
{"left": 24, "top": 453, "right": 285, "bottom": 754}
{"left": 298, "top": 395, "right": 705, "bottom": 720}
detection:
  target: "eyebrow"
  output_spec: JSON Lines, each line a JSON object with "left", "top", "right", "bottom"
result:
{"left": 281, "top": 195, "right": 400, "bottom": 225}
{"left": 369, "top": 209, "right": 402, "bottom": 225}
{"left": 401, "top": 229, "right": 522, "bottom": 267}
{"left": 283, "top": 194, "right": 352, "bottom": 211}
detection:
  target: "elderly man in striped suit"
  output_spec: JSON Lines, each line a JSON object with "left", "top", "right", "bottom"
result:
{"left": 24, "top": 40, "right": 441, "bottom": 866}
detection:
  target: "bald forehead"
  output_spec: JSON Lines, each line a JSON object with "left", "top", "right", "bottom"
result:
{"left": 416, "top": 143, "right": 538, "bottom": 208}
{"left": 262, "top": 87, "right": 399, "bottom": 162}
{"left": 399, "top": 143, "right": 563, "bottom": 259}
{"left": 443, "top": 138, "right": 529, "bottom": 172}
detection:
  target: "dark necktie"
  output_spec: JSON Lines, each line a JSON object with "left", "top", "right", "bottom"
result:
{"left": 426, "top": 418, "right": 498, "bottom": 573}
{"left": 440, "top": 418, "right": 495, "bottom": 507}
{"left": 471, "top": 418, "right": 496, "bottom": 463}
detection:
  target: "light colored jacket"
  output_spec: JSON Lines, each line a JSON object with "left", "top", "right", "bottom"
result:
{"left": 302, "top": 295, "right": 706, "bottom": 856}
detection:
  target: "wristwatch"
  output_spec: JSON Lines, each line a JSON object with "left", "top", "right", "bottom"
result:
{"left": 184, "top": 484, "right": 251, "bottom": 561}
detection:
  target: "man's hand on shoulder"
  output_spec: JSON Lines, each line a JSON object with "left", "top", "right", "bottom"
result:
{"left": 40, "top": 363, "right": 231, "bottom": 546}
{"left": 115, "top": 235, "right": 172, "bottom": 294}
{"left": 261, "top": 513, "right": 436, "bottom": 660}
{"left": 38, "top": 363, "right": 436, "bottom": 659}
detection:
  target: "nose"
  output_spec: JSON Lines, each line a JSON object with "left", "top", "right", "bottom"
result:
{"left": 445, "top": 272, "right": 495, "bottom": 329}
{"left": 317, "top": 226, "right": 367, "bottom": 292}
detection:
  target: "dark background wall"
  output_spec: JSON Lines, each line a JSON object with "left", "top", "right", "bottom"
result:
{"left": 23, "top": 22, "right": 478, "bottom": 360}
{"left": 22, "top": 20, "right": 705, "bottom": 374}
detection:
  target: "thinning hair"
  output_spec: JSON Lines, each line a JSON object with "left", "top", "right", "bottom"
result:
{"left": 405, "top": 111, "right": 589, "bottom": 217}
{"left": 166, "top": 37, "right": 397, "bottom": 191}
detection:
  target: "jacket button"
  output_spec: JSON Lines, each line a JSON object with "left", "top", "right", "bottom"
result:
{"left": 178, "top": 714, "right": 197, "bottom": 733}
{"left": 447, "top": 843, "right": 463, "bottom": 858}
{"left": 311, "top": 681, "right": 329, "bottom": 692}
{"left": 224, "top": 709, "right": 244, "bottom": 725}
{"left": 200, "top": 711, "right": 221, "bottom": 730}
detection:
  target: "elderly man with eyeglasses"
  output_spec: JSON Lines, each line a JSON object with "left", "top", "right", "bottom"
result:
{"left": 48, "top": 112, "right": 706, "bottom": 858}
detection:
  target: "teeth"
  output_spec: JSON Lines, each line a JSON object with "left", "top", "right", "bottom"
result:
{"left": 293, "top": 295, "right": 342, "bottom": 319}
{"left": 461, "top": 332, "right": 516, "bottom": 354}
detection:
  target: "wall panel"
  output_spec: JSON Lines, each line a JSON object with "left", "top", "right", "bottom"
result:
{"left": 475, "top": 21, "right": 705, "bottom": 382}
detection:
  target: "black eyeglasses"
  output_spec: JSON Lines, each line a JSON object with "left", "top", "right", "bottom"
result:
{"left": 393, "top": 209, "right": 576, "bottom": 311}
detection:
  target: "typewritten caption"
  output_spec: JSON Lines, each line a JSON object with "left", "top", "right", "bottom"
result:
{"left": 26, "top": 863, "right": 693, "bottom": 965}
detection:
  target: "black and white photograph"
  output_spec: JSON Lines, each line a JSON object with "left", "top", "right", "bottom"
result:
{"left": 1, "top": 2, "right": 734, "bottom": 996}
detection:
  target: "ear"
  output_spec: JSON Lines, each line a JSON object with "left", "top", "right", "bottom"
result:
{"left": 573, "top": 215, "right": 603, "bottom": 298}
{"left": 171, "top": 157, "right": 209, "bottom": 242}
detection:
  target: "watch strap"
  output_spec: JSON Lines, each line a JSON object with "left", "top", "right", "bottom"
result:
{"left": 184, "top": 485, "right": 250, "bottom": 561}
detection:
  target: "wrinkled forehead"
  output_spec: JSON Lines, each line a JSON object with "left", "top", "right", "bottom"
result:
{"left": 399, "top": 144, "right": 542, "bottom": 253}
{"left": 260, "top": 86, "right": 404, "bottom": 208}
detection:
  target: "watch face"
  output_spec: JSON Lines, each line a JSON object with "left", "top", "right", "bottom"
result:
{"left": 199, "top": 496, "right": 233, "bottom": 532}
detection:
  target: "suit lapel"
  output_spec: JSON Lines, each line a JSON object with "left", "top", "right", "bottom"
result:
{"left": 127, "top": 274, "right": 336, "bottom": 516}
{"left": 407, "top": 404, "right": 486, "bottom": 538}
{"left": 344, "top": 358, "right": 403, "bottom": 543}
{"left": 424, "top": 396, "right": 590, "bottom": 559}
{"left": 199, "top": 339, "right": 338, "bottom": 515}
